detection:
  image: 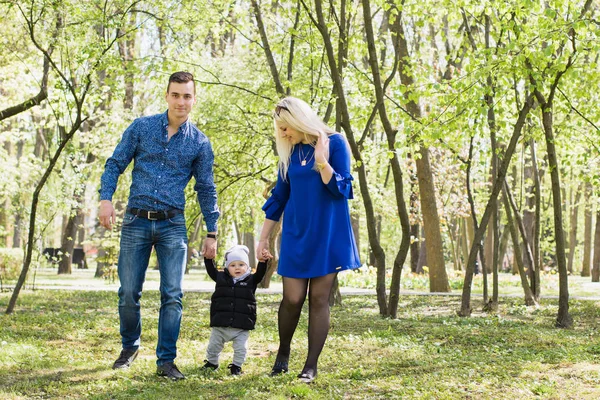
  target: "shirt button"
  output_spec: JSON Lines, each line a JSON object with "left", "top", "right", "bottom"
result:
{"left": 158, "top": 176, "right": 161, "bottom": 178}
{"left": 154, "top": 190, "right": 157, "bottom": 193}
{"left": 165, "top": 149, "right": 169, "bottom": 152}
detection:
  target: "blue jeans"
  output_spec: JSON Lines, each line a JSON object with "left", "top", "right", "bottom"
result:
{"left": 117, "top": 211, "right": 188, "bottom": 366}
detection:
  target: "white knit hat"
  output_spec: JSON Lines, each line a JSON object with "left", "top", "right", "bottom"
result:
{"left": 225, "top": 245, "right": 250, "bottom": 269}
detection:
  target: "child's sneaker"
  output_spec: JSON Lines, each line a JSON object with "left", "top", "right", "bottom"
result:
{"left": 201, "top": 360, "right": 218, "bottom": 371}
{"left": 228, "top": 363, "right": 242, "bottom": 375}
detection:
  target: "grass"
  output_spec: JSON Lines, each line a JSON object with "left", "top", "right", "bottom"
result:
{"left": 1, "top": 290, "right": 600, "bottom": 399}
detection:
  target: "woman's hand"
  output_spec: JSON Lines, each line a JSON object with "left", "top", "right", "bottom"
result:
{"left": 257, "top": 239, "right": 273, "bottom": 261}
{"left": 314, "top": 131, "right": 330, "bottom": 164}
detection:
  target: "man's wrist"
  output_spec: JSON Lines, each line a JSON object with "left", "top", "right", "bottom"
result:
{"left": 207, "top": 233, "right": 218, "bottom": 239}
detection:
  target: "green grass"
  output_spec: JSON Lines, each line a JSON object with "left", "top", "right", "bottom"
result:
{"left": 1, "top": 290, "right": 600, "bottom": 399}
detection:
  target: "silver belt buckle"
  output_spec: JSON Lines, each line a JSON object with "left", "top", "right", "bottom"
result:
{"left": 147, "top": 211, "right": 158, "bottom": 220}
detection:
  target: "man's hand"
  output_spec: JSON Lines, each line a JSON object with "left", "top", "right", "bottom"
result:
{"left": 98, "top": 200, "right": 116, "bottom": 230}
{"left": 202, "top": 237, "right": 217, "bottom": 259}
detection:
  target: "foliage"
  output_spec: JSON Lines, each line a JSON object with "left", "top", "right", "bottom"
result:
{"left": 0, "top": 0, "right": 599, "bottom": 314}
{"left": 1, "top": 290, "right": 600, "bottom": 399}
{"left": 0, "top": 248, "right": 23, "bottom": 289}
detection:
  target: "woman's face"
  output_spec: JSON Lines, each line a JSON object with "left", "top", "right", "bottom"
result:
{"left": 276, "top": 121, "right": 306, "bottom": 145}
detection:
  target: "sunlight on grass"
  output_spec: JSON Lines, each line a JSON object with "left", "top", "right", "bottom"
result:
{"left": 1, "top": 290, "right": 600, "bottom": 399}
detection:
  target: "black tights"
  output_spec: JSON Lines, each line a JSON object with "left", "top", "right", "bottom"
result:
{"left": 274, "top": 272, "right": 337, "bottom": 376}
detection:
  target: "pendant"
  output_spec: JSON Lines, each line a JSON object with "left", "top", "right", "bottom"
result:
{"left": 301, "top": 160, "right": 306, "bottom": 166}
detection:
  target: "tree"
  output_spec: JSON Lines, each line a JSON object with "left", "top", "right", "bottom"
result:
{"left": 5, "top": 0, "right": 142, "bottom": 314}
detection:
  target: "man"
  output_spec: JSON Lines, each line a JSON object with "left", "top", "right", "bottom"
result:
{"left": 98, "top": 71, "right": 219, "bottom": 380}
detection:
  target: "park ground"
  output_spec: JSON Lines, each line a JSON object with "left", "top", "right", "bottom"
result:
{"left": 1, "top": 269, "right": 600, "bottom": 399}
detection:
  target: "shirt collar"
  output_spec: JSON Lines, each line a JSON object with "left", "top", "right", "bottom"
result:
{"left": 162, "top": 110, "right": 190, "bottom": 135}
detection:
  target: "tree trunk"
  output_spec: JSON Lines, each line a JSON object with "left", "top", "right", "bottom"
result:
{"left": 592, "top": 210, "right": 600, "bottom": 282}
{"left": 484, "top": 220, "right": 494, "bottom": 274}
{"left": 497, "top": 225, "right": 510, "bottom": 272}
{"left": 417, "top": 235, "right": 427, "bottom": 274}
{"left": 505, "top": 181, "right": 538, "bottom": 300}
{"left": 94, "top": 225, "right": 108, "bottom": 278}
{"left": 259, "top": 220, "right": 281, "bottom": 289}
{"left": 522, "top": 143, "right": 536, "bottom": 278}
{"left": 448, "top": 220, "right": 461, "bottom": 271}
{"left": 387, "top": 4, "right": 448, "bottom": 293}
{"left": 57, "top": 210, "right": 77, "bottom": 275}
{"left": 312, "top": 0, "right": 387, "bottom": 314}
{"left": 502, "top": 189, "right": 537, "bottom": 306}
{"left": 567, "top": 183, "right": 582, "bottom": 274}
{"left": 460, "top": 218, "right": 470, "bottom": 273}
{"left": 581, "top": 183, "right": 593, "bottom": 277}
{"left": 364, "top": 0, "right": 412, "bottom": 317}
{"left": 464, "top": 138, "right": 487, "bottom": 305}
{"left": 409, "top": 156, "right": 420, "bottom": 273}
{"left": 410, "top": 223, "right": 420, "bottom": 273}
{"left": 458, "top": 95, "right": 534, "bottom": 317}
{"left": 328, "top": 277, "right": 342, "bottom": 307}
{"left": 530, "top": 138, "right": 543, "bottom": 298}
{"left": 536, "top": 98, "right": 572, "bottom": 328}
{"left": 483, "top": 14, "right": 498, "bottom": 310}
{"left": 416, "top": 148, "right": 449, "bottom": 292}
{"left": 118, "top": 13, "right": 136, "bottom": 111}
{"left": 351, "top": 213, "right": 360, "bottom": 260}
{"left": 243, "top": 231, "right": 257, "bottom": 270}
{"left": 12, "top": 140, "right": 25, "bottom": 249}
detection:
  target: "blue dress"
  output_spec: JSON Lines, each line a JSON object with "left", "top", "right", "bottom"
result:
{"left": 262, "top": 133, "right": 361, "bottom": 278}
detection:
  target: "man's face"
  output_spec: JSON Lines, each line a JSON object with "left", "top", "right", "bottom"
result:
{"left": 165, "top": 81, "right": 196, "bottom": 120}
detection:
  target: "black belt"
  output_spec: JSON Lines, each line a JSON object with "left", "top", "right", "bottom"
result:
{"left": 127, "top": 208, "right": 183, "bottom": 221}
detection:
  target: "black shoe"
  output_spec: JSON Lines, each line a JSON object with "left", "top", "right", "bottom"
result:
{"left": 269, "top": 360, "right": 289, "bottom": 376}
{"left": 297, "top": 369, "right": 317, "bottom": 384}
{"left": 228, "top": 363, "right": 242, "bottom": 375}
{"left": 112, "top": 348, "right": 139, "bottom": 369}
{"left": 201, "top": 360, "right": 218, "bottom": 371}
{"left": 157, "top": 362, "right": 185, "bottom": 380}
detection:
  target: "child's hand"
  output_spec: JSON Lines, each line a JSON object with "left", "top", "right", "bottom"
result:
{"left": 261, "top": 248, "right": 273, "bottom": 260}
{"left": 257, "top": 240, "right": 273, "bottom": 261}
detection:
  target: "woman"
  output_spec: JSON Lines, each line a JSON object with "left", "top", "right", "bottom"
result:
{"left": 257, "top": 97, "right": 361, "bottom": 383}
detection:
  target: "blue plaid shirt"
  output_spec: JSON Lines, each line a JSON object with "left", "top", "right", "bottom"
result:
{"left": 99, "top": 111, "right": 220, "bottom": 232}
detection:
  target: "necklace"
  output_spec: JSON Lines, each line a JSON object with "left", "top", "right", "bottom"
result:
{"left": 298, "top": 144, "right": 314, "bottom": 166}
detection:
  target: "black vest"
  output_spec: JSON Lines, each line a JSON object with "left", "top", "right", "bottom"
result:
{"left": 210, "top": 271, "right": 259, "bottom": 330}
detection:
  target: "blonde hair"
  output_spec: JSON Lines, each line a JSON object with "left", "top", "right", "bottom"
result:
{"left": 273, "top": 97, "right": 335, "bottom": 179}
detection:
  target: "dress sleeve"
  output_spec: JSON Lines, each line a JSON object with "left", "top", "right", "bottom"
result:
{"left": 324, "top": 134, "right": 354, "bottom": 199}
{"left": 262, "top": 170, "right": 290, "bottom": 221}
{"left": 204, "top": 257, "right": 218, "bottom": 282}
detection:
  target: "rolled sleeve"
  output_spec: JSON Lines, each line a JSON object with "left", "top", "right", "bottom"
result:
{"left": 99, "top": 119, "right": 139, "bottom": 201}
{"left": 193, "top": 140, "right": 220, "bottom": 232}
{"left": 262, "top": 170, "right": 290, "bottom": 221}
{"left": 325, "top": 172, "right": 354, "bottom": 199}
{"left": 324, "top": 135, "right": 355, "bottom": 199}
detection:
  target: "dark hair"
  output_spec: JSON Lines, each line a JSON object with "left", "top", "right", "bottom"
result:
{"left": 167, "top": 71, "right": 195, "bottom": 94}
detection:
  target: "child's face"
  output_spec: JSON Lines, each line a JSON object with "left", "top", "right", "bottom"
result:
{"left": 227, "top": 261, "right": 248, "bottom": 277}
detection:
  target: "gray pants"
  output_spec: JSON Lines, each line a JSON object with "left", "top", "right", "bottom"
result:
{"left": 206, "top": 326, "right": 250, "bottom": 367}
